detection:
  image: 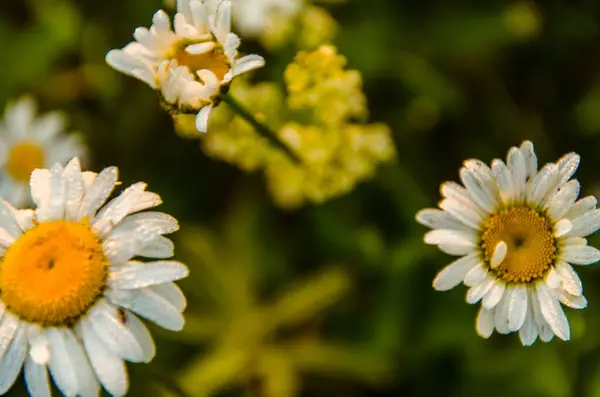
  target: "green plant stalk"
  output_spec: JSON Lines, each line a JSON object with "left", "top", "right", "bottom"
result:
{"left": 222, "top": 94, "right": 302, "bottom": 164}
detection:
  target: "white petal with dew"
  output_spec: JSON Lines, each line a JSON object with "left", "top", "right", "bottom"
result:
{"left": 519, "top": 298, "right": 538, "bottom": 347}
{"left": 482, "top": 280, "right": 506, "bottom": 309}
{"left": 490, "top": 241, "right": 507, "bottom": 269}
{"left": 526, "top": 163, "right": 558, "bottom": 205}
{"left": 79, "top": 319, "right": 129, "bottom": 397}
{"left": 24, "top": 355, "right": 51, "bottom": 397}
{"left": 416, "top": 208, "right": 474, "bottom": 232}
{"left": 491, "top": 159, "right": 515, "bottom": 204}
{"left": 554, "top": 219, "right": 573, "bottom": 237}
{"left": 107, "top": 288, "right": 185, "bottom": 331}
{"left": 546, "top": 180, "right": 579, "bottom": 220}
{"left": 108, "top": 260, "right": 189, "bottom": 290}
{"left": 565, "top": 196, "right": 597, "bottom": 220}
{"left": 476, "top": 307, "right": 495, "bottom": 338}
{"left": 432, "top": 253, "right": 479, "bottom": 291}
{"left": 556, "top": 260, "right": 583, "bottom": 296}
{"left": 558, "top": 290, "right": 587, "bottom": 309}
{"left": 0, "top": 322, "right": 27, "bottom": 394}
{"left": 463, "top": 263, "right": 489, "bottom": 287}
{"left": 85, "top": 300, "right": 147, "bottom": 362}
{"left": 536, "top": 283, "right": 570, "bottom": 341}
{"left": 466, "top": 275, "right": 495, "bottom": 304}
{"left": 565, "top": 209, "right": 600, "bottom": 238}
{"left": 562, "top": 245, "right": 600, "bottom": 265}
{"left": 507, "top": 285, "right": 528, "bottom": 331}
{"left": 195, "top": 104, "right": 213, "bottom": 133}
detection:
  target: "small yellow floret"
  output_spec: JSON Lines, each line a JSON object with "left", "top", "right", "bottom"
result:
{"left": 0, "top": 221, "right": 109, "bottom": 326}
{"left": 7, "top": 142, "right": 45, "bottom": 182}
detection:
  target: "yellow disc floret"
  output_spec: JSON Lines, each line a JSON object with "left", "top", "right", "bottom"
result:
{"left": 480, "top": 206, "right": 557, "bottom": 283}
{"left": 173, "top": 45, "right": 230, "bottom": 81}
{"left": 6, "top": 142, "right": 45, "bottom": 182}
{"left": 0, "top": 221, "right": 109, "bottom": 326}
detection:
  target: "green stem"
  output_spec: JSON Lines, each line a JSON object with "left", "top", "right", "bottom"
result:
{"left": 222, "top": 94, "right": 302, "bottom": 164}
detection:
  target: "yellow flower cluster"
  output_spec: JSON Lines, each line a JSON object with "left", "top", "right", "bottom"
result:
{"left": 185, "top": 45, "right": 396, "bottom": 209}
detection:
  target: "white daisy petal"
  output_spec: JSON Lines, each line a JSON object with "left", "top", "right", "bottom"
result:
{"left": 108, "top": 260, "right": 189, "bottom": 290}
{"left": 466, "top": 275, "right": 495, "bottom": 304}
{"left": 45, "top": 328, "right": 82, "bottom": 396}
{"left": 121, "top": 312, "right": 156, "bottom": 363}
{"left": 476, "top": 306, "right": 495, "bottom": 338}
{"left": 507, "top": 285, "right": 528, "bottom": 331}
{"left": 107, "top": 287, "right": 185, "bottom": 331}
{"left": 63, "top": 157, "right": 85, "bottom": 221}
{"left": 439, "top": 198, "right": 483, "bottom": 230}
{"left": 494, "top": 293, "right": 511, "bottom": 334}
{"left": 545, "top": 267, "right": 561, "bottom": 289}
{"left": 150, "top": 282, "right": 187, "bottom": 311}
{"left": 565, "top": 196, "right": 597, "bottom": 220}
{"left": 424, "top": 229, "right": 476, "bottom": 249}
{"left": 562, "top": 245, "right": 600, "bottom": 265}
{"left": 79, "top": 166, "right": 118, "bottom": 219}
{"left": 0, "top": 313, "right": 21, "bottom": 362}
{"left": 0, "top": 322, "right": 27, "bottom": 394}
{"left": 195, "top": 104, "right": 213, "bottom": 133}
{"left": 526, "top": 163, "right": 558, "bottom": 205}
{"left": 80, "top": 319, "right": 129, "bottom": 397}
{"left": 555, "top": 260, "right": 583, "bottom": 296}
{"left": 459, "top": 163, "right": 498, "bottom": 213}
{"left": 554, "top": 219, "right": 573, "bottom": 238}
{"left": 416, "top": 208, "right": 474, "bottom": 232}
{"left": 491, "top": 159, "right": 514, "bottom": 204}
{"left": 490, "top": 241, "right": 507, "bottom": 269}
{"left": 536, "top": 283, "right": 570, "bottom": 341}
{"left": 520, "top": 141, "right": 538, "bottom": 180}
{"left": 24, "top": 356, "right": 51, "bottom": 397}
{"left": 482, "top": 280, "right": 506, "bottom": 309}
{"left": 556, "top": 153, "right": 580, "bottom": 186}
{"left": 137, "top": 235, "right": 175, "bottom": 259}
{"left": 432, "top": 253, "right": 479, "bottom": 291}
{"left": 85, "top": 300, "right": 147, "bottom": 362}
{"left": 507, "top": 146, "right": 527, "bottom": 200}
{"left": 463, "top": 263, "right": 489, "bottom": 287}
{"left": 185, "top": 41, "right": 215, "bottom": 55}
{"left": 519, "top": 298, "right": 538, "bottom": 346}
{"left": 566, "top": 209, "right": 600, "bottom": 238}
{"left": 557, "top": 290, "right": 587, "bottom": 309}
{"left": 546, "top": 180, "right": 580, "bottom": 220}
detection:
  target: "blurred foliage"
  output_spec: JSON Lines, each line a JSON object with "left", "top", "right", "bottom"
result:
{"left": 5, "top": 0, "right": 600, "bottom": 396}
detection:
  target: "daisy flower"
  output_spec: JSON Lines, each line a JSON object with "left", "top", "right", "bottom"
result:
{"left": 416, "top": 141, "right": 600, "bottom": 346}
{"left": 0, "top": 158, "right": 188, "bottom": 396}
{"left": 0, "top": 96, "right": 86, "bottom": 207}
{"left": 106, "top": 0, "right": 266, "bottom": 133}
{"left": 231, "top": 0, "right": 302, "bottom": 39}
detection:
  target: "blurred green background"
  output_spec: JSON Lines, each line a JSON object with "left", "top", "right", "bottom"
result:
{"left": 4, "top": 0, "right": 600, "bottom": 396}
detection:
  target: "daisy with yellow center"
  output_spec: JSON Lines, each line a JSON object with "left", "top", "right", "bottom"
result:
{"left": 0, "top": 158, "right": 188, "bottom": 396}
{"left": 417, "top": 141, "right": 600, "bottom": 345}
{"left": 105, "top": 0, "right": 265, "bottom": 133}
{"left": 0, "top": 96, "right": 86, "bottom": 207}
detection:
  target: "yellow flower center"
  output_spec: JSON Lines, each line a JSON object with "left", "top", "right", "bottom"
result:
{"left": 0, "top": 221, "right": 109, "bottom": 326}
{"left": 173, "top": 45, "right": 230, "bottom": 82}
{"left": 480, "top": 206, "right": 557, "bottom": 283}
{"left": 6, "top": 142, "right": 45, "bottom": 182}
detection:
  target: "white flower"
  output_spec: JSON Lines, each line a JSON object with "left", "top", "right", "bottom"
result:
{"left": 0, "top": 96, "right": 86, "bottom": 207}
{"left": 0, "top": 158, "right": 188, "bottom": 396}
{"left": 231, "top": 0, "right": 302, "bottom": 38}
{"left": 416, "top": 140, "right": 600, "bottom": 346}
{"left": 106, "top": 0, "right": 265, "bottom": 133}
